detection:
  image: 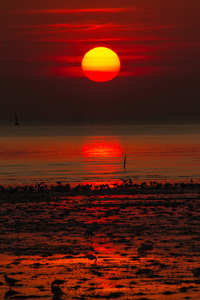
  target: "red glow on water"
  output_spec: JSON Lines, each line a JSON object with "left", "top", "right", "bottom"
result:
{"left": 82, "top": 139, "right": 123, "bottom": 158}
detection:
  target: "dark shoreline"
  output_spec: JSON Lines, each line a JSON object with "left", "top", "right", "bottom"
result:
{"left": 0, "top": 180, "right": 200, "bottom": 197}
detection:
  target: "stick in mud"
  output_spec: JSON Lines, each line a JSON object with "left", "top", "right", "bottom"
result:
{"left": 124, "top": 154, "right": 126, "bottom": 169}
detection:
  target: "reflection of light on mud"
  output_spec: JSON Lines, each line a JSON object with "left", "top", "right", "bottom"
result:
{"left": 2, "top": 190, "right": 200, "bottom": 299}
{"left": 81, "top": 181, "right": 122, "bottom": 188}
{"left": 94, "top": 245, "right": 116, "bottom": 254}
{"left": 96, "top": 277, "right": 116, "bottom": 291}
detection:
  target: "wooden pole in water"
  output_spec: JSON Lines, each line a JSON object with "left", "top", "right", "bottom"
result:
{"left": 124, "top": 154, "right": 126, "bottom": 169}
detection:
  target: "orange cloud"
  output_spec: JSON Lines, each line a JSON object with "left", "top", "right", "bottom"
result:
{"left": 14, "top": 23, "right": 111, "bottom": 33}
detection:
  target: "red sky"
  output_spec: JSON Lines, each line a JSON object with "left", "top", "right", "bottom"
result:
{"left": 0, "top": 0, "right": 200, "bottom": 121}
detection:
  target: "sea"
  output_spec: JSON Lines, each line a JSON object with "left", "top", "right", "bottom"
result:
{"left": 0, "top": 119, "right": 200, "bottom": 186}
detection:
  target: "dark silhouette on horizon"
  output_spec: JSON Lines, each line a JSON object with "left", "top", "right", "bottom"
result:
{"left": 14, "top": 114, "right": 19, "bottom": 125}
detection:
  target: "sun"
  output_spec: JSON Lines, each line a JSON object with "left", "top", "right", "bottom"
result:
{"left": 81, "top": 47, "right": 121, "bottom": 82}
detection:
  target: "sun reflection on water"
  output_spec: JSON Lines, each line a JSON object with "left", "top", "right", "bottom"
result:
{"left": 82, "top": 137, "right": 123, "bottom": 158}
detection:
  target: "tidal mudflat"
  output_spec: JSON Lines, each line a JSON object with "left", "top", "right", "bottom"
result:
{"left": 0, "top": 184, "right": 200, "bottom": 299}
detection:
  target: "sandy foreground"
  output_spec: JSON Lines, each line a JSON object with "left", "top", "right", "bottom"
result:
{"left": 0, "top": 185, "right": 200, "bottom": 299}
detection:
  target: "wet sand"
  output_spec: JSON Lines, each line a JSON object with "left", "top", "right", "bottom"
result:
{"left": 0, "top": 184, "right": 200, "bottom": 299}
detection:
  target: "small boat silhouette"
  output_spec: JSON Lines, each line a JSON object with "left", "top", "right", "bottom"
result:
{"left": 14, "top": 114, "right": 19, "bottom": 125}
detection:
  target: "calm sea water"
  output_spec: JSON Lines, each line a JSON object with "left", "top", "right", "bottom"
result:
{"left": 0, "top": 120, "right": 200, "bottom": 186}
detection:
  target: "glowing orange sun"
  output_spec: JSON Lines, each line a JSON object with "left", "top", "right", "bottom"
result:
{"left": 81, "top": 47, "right": 121, "bottom": 82}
